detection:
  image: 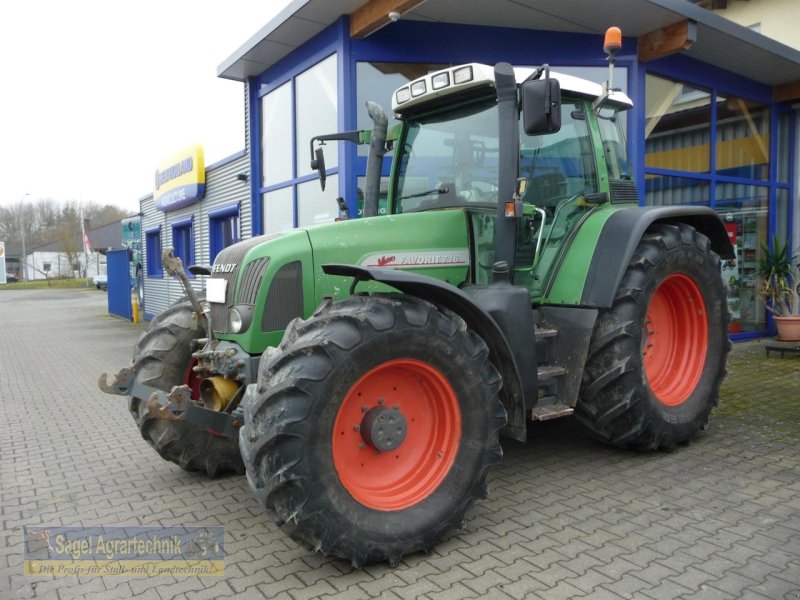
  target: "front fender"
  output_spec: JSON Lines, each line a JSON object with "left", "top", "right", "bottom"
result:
{"left": 322, "top": 264, "right": 529, "bottom": 442}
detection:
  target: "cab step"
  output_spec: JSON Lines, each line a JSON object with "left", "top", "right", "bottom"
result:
{"left": 535, "top": 326, "right": 558, "bottom": 339}
{"left": 531, "top": 404, "right": 574, "bottom": 421}
{"left": 537, "top": 365, "right": 566, "bottom": 380}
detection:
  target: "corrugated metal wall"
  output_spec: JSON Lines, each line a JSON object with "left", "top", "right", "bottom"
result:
{"left": 141, "top": 151, "right": 251, "bottom": 317}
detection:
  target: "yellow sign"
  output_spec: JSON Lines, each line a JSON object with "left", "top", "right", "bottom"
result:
{"left": 154, "top": 145, "right": 205, "bottom": 211}
{"left": 24, "top": 526, "right": 223, "bottom": 577}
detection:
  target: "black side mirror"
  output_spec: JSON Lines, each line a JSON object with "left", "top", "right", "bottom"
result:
{"left": 311, "top": 147, "right": 327, "bottom": 191}
{"left": 309, "top": 131, "right": 362, "bottom": 192}
{"left": 521, "top": 73, "right": 561, "bottom": 136}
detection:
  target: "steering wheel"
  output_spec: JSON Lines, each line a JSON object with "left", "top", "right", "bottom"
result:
{"left": 458, "top": 178, "right": 498, "bottom": 203}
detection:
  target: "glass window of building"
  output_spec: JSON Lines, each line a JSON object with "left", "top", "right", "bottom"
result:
{"left": 645, "top": 175, "right": 710, "bottom": 206}
{"left": 715, "top": 95, "right": 769, "bottom": 180}
{"left": 263, "top": 187, "right": 294, "bottom": 234}
{"left": 295, "top": 54, "right": 338, "bottom": 177}
{"left": 209, "top": 208, "right": 239, "bottom": 262}
{"left": 777, "top": 112, "right": 791, "bottom": 184}
{"left": 145, "top": 227, "right": 162, "bottom": 276}
{"left": 356, "top": 62, "right": 448, "bottom": 156}
{"left": 261, "top": 82, "right": 293, "bottom": 187}
{"left": 716, "top": 184, "right": 768, "bottom": 333}
{"left": 297, "top": 175, "right": 340, "bottom": 228}
{"left": 645, "top": 75, "right": 711, "bottom": 173}
{"left": 776, "top": 188, "right": 792, "bottom": 247}
{"left": 172, "top": 220, "right": 194, "bottom": 275}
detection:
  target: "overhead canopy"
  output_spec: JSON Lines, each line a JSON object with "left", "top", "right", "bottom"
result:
{"left": 217, "top": 0, "right": 800, "bottom": 88}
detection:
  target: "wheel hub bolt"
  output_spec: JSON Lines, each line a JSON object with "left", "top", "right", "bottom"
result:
{"left": 360, "top": 406, "right": 408, "bottom": 451}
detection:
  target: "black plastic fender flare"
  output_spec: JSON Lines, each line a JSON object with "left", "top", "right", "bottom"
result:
{"left": 581, "top": 206, "right": 735, "bottom": 308}
{"left": 321, "top": 264, "right": 528, "bottom": 442}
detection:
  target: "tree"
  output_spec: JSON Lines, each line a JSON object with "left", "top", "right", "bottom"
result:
{"left": 0, "top": 197, "right": 132, "bottom": 253}
{"left": 57, "top": 202, "right": 83, "bottom": 278}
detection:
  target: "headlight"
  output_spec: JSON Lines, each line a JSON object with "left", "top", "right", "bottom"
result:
{"left": 410, "top": 80, "right": 427, "bottom": 97}
{"left": 431, "top": 72, "right": 450, "bottom": 90}
{"left": 395, "top": 87, "right": 411, "bottom": 104}
{"left": 229, "top": 308, "right": 243, "bottom": 333}
{"left": 227, "top": 305, "right": 254, "bottom": 333}
{"left": 453, "top": 65, "right": 473, "bottom": 85}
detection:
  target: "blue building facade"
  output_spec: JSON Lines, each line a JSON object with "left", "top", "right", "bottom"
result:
{"left": 219, "top": 1, "right": 800, "bottom": 339}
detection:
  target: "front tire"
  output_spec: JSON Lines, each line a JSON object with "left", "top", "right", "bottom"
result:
{"left": 576, "top": 222, "right": 729, "bottom": 450}
{"left": 129, "top": 299, "right": 244, "bottom": 476}
{"left": 240, "top": 296, "right": 505, "bottom": 566}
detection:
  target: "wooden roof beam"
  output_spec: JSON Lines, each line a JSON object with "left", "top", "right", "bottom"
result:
{"left": 638, "top": 19, "right": 697, "bottom": 63}
{"left": 350, "top": 0, "right": 426, "bottom": 39}
{"left": 774, "top": 81, "right": 800, "bottom": 102}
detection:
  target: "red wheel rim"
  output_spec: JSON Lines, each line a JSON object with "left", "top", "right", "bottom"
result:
{"left": 643, "top": 274, "right": 708, "bottom": 406}
{"left": 332, "top": 359, "right": 461, "bottom": 511}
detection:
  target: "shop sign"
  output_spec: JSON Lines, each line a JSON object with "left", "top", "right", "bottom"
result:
{"left": 154, "top": 145, "right": 205, "bottom": 211}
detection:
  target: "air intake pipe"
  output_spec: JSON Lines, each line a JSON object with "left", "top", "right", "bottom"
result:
{"left": 363, "top": 101, "right": 388, "bottom": 218}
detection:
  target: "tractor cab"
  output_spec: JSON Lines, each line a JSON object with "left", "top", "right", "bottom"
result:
{"left": 382, "top": 62, "right": 634, "bottom": 292}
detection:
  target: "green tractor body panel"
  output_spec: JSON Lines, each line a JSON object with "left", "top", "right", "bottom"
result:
{"left": 212, "top": 203, "right": 627, "bottom": 355}
{"left": 308, "top": 209, "right": 470, "bottom": 301}
{"left": 213, "top": 230, "right": 316, "bottom": 351}
{"left": 536, "top": 205, "right": 624, "bottom": 305}
{"left": 213, "top": 210, "right": 470, "bottom": 355}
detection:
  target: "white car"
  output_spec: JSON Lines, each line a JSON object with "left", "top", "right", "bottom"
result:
{"left": 93, "top": 275, "right": 108, "bottom": 290}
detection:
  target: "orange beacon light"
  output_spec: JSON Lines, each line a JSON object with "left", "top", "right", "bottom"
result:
{"left": 604, "top": 26, "right": 622, "bottom": 55}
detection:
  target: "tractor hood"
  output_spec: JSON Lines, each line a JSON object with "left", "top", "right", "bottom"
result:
{"left": 210, "top": 209, "right": 472, "bottom": 355}
{"left": 306, "top": 209, "right": 471, "bottom": 303}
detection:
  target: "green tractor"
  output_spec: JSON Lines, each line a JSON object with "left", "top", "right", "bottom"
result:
{"left": 101, "top": 31, "right": 732, "bottom": 566}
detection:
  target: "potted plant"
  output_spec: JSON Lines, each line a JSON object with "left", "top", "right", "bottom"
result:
{"left": 757, "top": 238, "right": 800, "bottom": 341}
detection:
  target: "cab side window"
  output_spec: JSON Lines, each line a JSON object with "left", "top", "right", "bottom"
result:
{"left": 520, "top": 100, "right": 598, "bottom": 208}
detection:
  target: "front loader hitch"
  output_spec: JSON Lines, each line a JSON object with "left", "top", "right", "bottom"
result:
{"left": 98, "top": 367, "right": 135, "bottom": 396}
{"left": 147, "top": 385, "right": 192, "bottom": 420}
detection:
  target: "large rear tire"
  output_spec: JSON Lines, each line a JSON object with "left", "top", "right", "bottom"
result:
{"left": 129, "top": 299, "right": 244, "bottom": 476}
{"left": 576, "top": 222, "right": 730, "bottom": 450}
{"left": 240, "top": 295, "right": 505, "bottom": 566}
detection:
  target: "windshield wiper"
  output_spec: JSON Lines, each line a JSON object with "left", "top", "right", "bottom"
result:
{"left": 398, "top": 186, "right": 449, "bottom": 200}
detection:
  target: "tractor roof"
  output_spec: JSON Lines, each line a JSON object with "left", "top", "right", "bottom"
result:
{"left": 393, "top": 63, "right": 633, "bottom": 115}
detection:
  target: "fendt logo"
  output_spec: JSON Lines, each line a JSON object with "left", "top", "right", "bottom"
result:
{"left": 212, "top": 263, "right": 237, "bottom": 274}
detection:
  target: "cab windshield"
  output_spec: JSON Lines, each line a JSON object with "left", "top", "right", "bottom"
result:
{"left": 395, "top": 100, "right": 499, "bottom": 213}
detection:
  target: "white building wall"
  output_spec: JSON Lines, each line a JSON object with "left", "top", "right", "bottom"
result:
{"left": 711, "top": 0, "right": 800, "bottom": 50}
{"left": 26, "top": 250, "right": 104, "bottom": 280}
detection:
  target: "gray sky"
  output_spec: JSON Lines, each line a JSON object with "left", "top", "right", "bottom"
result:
{"left": 0, "top": 0, "right": 290, "bottom": 213}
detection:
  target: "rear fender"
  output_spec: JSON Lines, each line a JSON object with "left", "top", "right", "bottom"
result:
{"left": 581, "top": 206, "right": 734, "bottom": 308}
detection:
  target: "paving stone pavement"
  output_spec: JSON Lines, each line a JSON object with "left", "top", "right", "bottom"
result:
{"left": 1, "top": 288, "right": 799, "bottom": 600}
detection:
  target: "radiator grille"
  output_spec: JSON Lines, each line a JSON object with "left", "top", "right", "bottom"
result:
{"left": 238, "top": 257, "right": 270, "bottom": 305}
{"left": 262, "top": 261, "right": 303, "bottom": 332}
{"left": 610, "top": 180, "right": 639, "bottom": 203}
{"left": 209, "top": 237, "right": 268, "bottom": 333}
